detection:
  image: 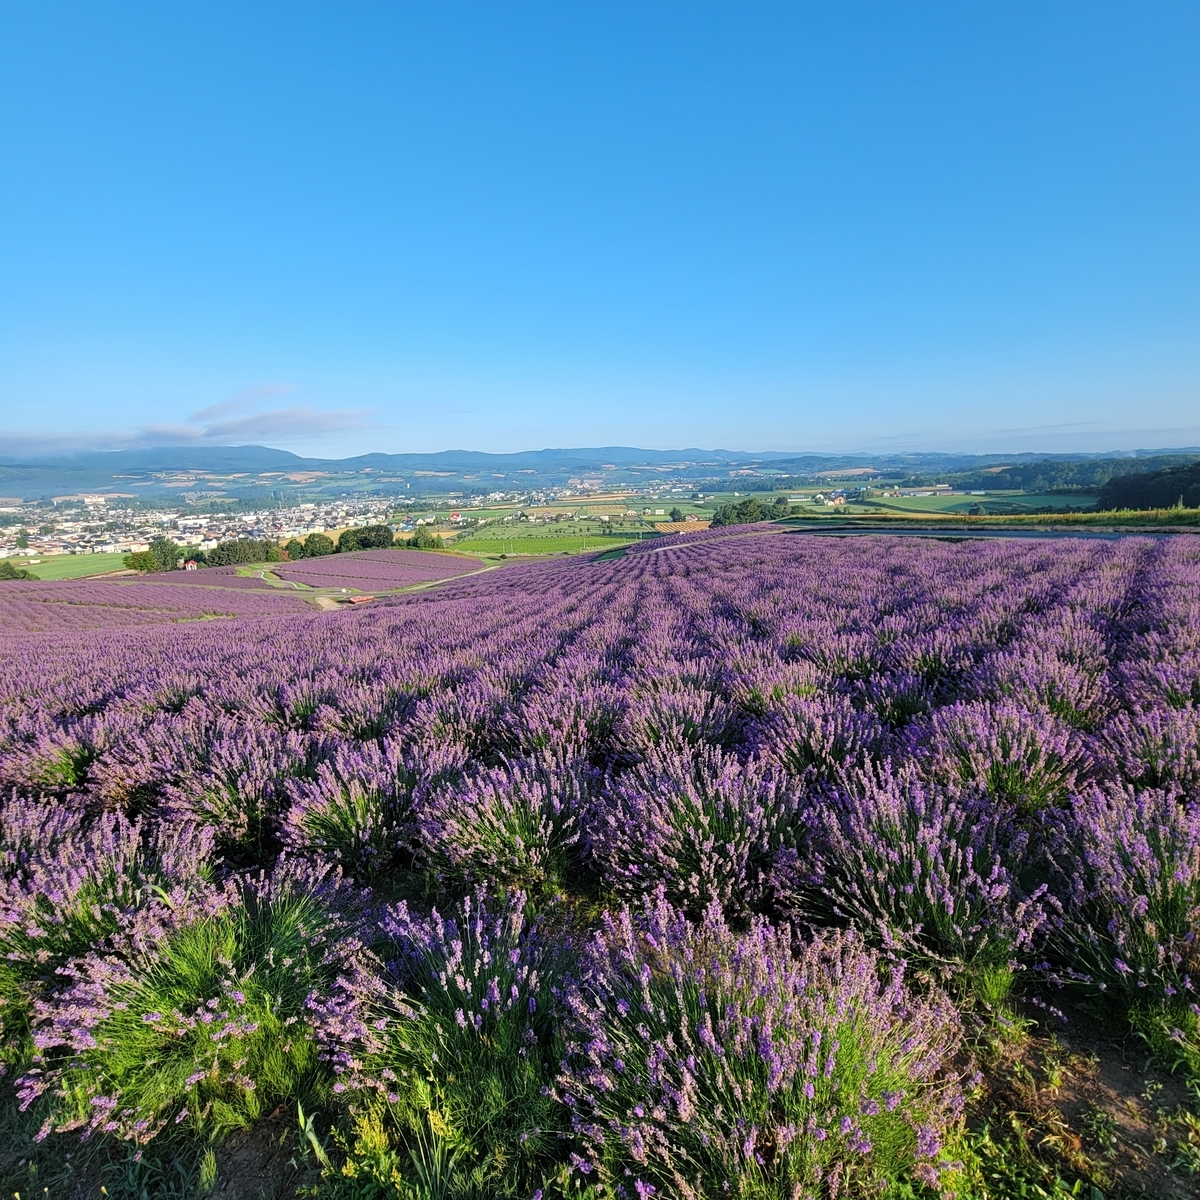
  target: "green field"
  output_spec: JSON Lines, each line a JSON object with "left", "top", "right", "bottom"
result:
{"left": 875, "top": 491, "right": 1093, "bottom": 515}
{"left": 10, "top": 551, "right": 130, "bottom": 579}
{"left": 453, "top": 522, "right": 649, "bottom": 556}
{"left": 790, "top": 491, "right": 1095, "bottom": 517}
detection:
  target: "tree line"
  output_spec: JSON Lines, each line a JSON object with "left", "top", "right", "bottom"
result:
{"left": 1096, "top": 462, "right": 1200, "bottom": 511}
{"left": 123, "top": 523, "right": 445, "bottom": 574}
{"left": 709, "top": 495, "right": 792, "bottom": 527}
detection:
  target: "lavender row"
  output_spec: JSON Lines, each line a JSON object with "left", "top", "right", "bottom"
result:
{"left": 273, "top": 547, "right": 483, "bottom": 589}
{"left": 0, "top": 578, "right": 313, "bottom": 637}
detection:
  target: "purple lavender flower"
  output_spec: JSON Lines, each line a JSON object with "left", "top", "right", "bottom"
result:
{"left": 589, "top": 745, "right": 802, "bottom": 916}
{"left": 793, "top": 762, "right": 1045, "bottom": 992}
{"left": 917, "top": 700, "right": 1087, "bottom": 817}
{"left": 417, "top": 751, "right": 590, "bottom": 893}
{"left": 560, "top": 890, "right": 964, "bottom": 1195}
{"left": 1045, "top": 785, "right": 1200, "bottom": 1002}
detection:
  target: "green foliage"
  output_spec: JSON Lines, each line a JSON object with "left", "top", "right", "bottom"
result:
{"left": 1130, "top": 1000, "right": 1200, "bottom": 1080}
{"left": 951, "top": 1123, "right": 1098, "bottom": 1199}
{"left": 205, "top": 537, "right": 283, "bottom": 566}
{"left": 338, "top": 525, "right": 396, "bottom": 553}
{"left": 123, "top": 536, "right": 182, "bottom": 573}
{"left": 305, "top": 532, "right": 336, "bottom": 557}
{"left": 286, "top": 537, "right": 307, "bottom": 561}
{"left": 150, "top": 535, "right": 183, "bottom": 571}
{"left": 710, "top": 496, "right": 765, "bottom": 527}
{"left": 33, "top": 879, "right": 354, "bottom": 1145}
{"left": 0, "top": 559, "right": 39, "bottom": 579}
{"left": 709, "top": 495, "right": 790, "bottom": 527}
{"left": 669, "top": 507, "right": 684, "bottom": 522}
{"left": 1097, "top": 462, "right": 1200, "bottom": 511}
{"left": 404, "top": 527, "right": 445, "bottom": 550}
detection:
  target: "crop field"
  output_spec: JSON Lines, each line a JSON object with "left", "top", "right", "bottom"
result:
{"left": 2, "top": 532, "right": 1200, "bottom": 1197}
{"left": 454, "top": 522, "right": 645, "bottom": 556}
{"left": 862, "top": 492, "right": 1096, "bottom": 516}
{"left": 0, "top": 577, "right": 312, "bottom": 639}
{"left": 272, "top": 548, "right": 485, "bottom": 590}
{"left": 5, "top": 551, "right": 130, "bottom": 580}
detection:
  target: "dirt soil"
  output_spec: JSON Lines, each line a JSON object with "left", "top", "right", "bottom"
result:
{"left": 978, "top": 997, "right": 1200, "bottom": 1198}
{"left": 210, "top": 1113, "right": 308, "bottom": 1199}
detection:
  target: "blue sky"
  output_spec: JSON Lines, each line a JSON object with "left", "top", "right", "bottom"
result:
{"left": 1, "top": 2, "right": 1198, "bottom": 458}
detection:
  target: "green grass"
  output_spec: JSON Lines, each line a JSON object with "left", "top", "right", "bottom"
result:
{"left": 782, "top": 505, "right": 1200, "bottom": 528}
{"left": 452, "top": 524, "right": 648, "bottom": 556}
{"left": 12, "top": 551, "right": 129, "bottom": 579}
{"left": 863, "top": 492, "right": 1094, "bottom": 515}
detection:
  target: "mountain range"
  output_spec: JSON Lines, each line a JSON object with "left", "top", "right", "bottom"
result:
{"left": 1, "top": 444, "right": 1198, "bottom": 504}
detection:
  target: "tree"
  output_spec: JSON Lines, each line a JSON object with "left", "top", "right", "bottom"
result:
{"left": 285, "top": 538, "right": 306, "bottom": 561}
{"left": 709, "top": 497, "right": 765, "bottom": 528}
{"left": 303, "top": 533, "right": 335, "bottom": 557}
{"left": 0, "top": 560, "right": 38, "bottom": 580}
{"left": 1097, "top": 463, "right": 1200, "bottom": 511}
{"left": 405, "top": 527, "right": 444, "bottom": 550}
{"left": 337, "top": 524, "right": 395, "bottom": 553}
{"left": 15, "top": 531, "right": 28, "bottom": 549}
{"left": 148, "top": 536, "right": 181, "bottom": 572}
{"left": 205, "top": 538, "right": 282, "bottom": 567}
{"left": 669, "top": 507, "right": 685, "bottom": 522}
{"left": 124, "top": 537, "right": 183, "bottom": 573}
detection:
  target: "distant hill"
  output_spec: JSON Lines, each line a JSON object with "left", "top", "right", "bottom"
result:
{"left": 1, "top": 443, "right": 1198, "bottom": 504}
{"left": 1097, "top": 462, "right": 1200, "bottom": 510}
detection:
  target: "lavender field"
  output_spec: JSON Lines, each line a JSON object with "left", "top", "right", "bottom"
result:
{"left": 274, "top": 548, "right": 484, "bottom": 590}
{"left": 2, "top": 532, "right": 1200, "bottom": 1198}
{"left": 0, "top": 577, "right": 312, "bottom": 640}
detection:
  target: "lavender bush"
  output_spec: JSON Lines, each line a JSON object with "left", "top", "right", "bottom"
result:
{"left": 917, "top": 700, "right": 1087, "bottom": 818}
{"left": 589, "top": 745, "right": 801, "bottom": 917}
{"left": 418, "top": 752, "right": 590, "bottom": 895}
{"left": 559, "top": 891, "right": 965, "bottom": 1198}
{"left": 1097, "top": 704, "right": 1200, "bottom": 792}
{"left": 159, "top": 719, "right": 309, "bottom": 866}
{"left": 756, "top": 693, "right": 884, "bottom": 787}
{"left": 314, "top": 890, "right": 568, "bottom": 1196}
{"left": 795, "top": 764, "right": 1045, "bottom": 1000}
{"left": 17, "top": 860, "right": 366, "bottom": 1145}
{"left": 0, "top": 799, "right": 214, "bottom": 1070}
{"left": 283, "top": 737, "right": 435, "bottom": 883}
{"left": 1046, "top": 785, "right": 1200, "bottom": 1002}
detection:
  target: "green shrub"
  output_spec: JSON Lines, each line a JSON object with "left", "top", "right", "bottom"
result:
{"left": 320, "top": 892, "right": 568, "bottom": 1197}
{"left": 0, "top": 559, "right": 39, "bottom": 580}
{"left": 338, "top": 525, "right": 396, "bottom": 553}
{"left": 20, "top": 865, "right": 366, "bottom": 1146}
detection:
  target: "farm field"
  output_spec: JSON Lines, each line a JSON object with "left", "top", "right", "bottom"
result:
{"left": 3, "top": 551, "right": 130, "bottom": 579}
{"left": 272, "top": 548, "right": 485, "bottom": 590}
{"left": 1, "top": 532, "right": 1200, "bottom": 1197}
{"left": 452, "top": 521, "right": 649, "bottom": 556}
{"left": 0, "top": 576, "right": 312, "bottom": 639}
{"left": 862, "top": 491, "right": 1095, "bottom": 515}
{"left": 782, "top": 506, "right": 1200, "bottom": 531}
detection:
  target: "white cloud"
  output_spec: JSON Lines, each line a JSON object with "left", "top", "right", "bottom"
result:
{"left": 0, "top": 401, "right": 373, "bottom": 459}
